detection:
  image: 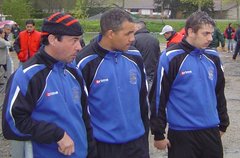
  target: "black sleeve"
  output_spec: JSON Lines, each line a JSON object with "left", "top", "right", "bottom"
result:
{"left": 215, "top": 58, "right": 230, "bottom": 132}
{"left": 13, "top": 36, "right": 21, "bottom": 54}
{"left": 138, "top": 56, "right": 150, "bottom": 134}
{"left": 2, "top": 70, "right": 64, "bottom": 143}
{"left": 149, "top": 70, "right": 170, "bottom": 140}
{"left": 149, "top": 52, "right": 178, "bottom": 141}
{"left": 13, "top": 91, "right": 64, "bottom": 143}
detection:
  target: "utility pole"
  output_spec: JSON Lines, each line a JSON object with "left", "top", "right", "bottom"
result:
{"left": 220, "top": 0, "right": 223, "bottom": 18}
{"left": 122, "top": 0, "right": 125, "bottom": 9}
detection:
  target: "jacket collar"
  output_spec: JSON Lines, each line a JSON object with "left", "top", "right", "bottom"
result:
{"left": 134, "top": 28, "right": 149, "bottom": 35}
{"left": 92, "top": 35, "right": 124, "bottom": 58}
{"left": 179, "top": 38, "right": 204, "bottom": 55}
{"left": 38, "top": 46, "right": 59, "bottom": 69}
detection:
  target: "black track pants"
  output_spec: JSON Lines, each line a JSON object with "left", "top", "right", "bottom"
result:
{"left": 167, "top": 127, "right": 223, "bottom": 158}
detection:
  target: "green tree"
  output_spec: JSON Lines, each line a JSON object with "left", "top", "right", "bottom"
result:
{"left": 180, "top": 0, "right": 213, "bottom": 11}
{"left": 71, "top": 0, "right": 88, "bottom": 19}
{"left": 1, "top": 0, "right": 32, "bottom": 27}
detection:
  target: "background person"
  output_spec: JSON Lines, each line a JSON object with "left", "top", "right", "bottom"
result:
{"left": 0, "top": 28, "right": 11, "bottom": 93}
{"left": 159, "top": 25, "right": 183, "bottom": 48}
{"left": 233, "top": 24, "right": 240, "bottom": 60}
{"left": 208, "top": 27, "right": 225, "bottom": 51}
{"left": 132, "top": 20, "right": 160, "bottom": 89}
{"left": 150, "top": 11, "right": 229, "bottom": 158}
{"left": 224, "top": 23, "right": 235, "bottom": 53}
{"left": 13, "top": 20, "right": 41, "bottom": 65}
{"left": 76, "top": 8, "right": 149, "bottom": 158}
{"left": 2, "top": 12, "right": 96, "bottom": 158}
{"left": 11, "top": 23, "right": 21, "bottom": 39}
{"left": 3, "top": 24, "right": 14, "bottom": 78}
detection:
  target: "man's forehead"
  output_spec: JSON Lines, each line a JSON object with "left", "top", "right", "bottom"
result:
{"left": 63, "top": 35, "right": 82, "bottom": 39}
{"left": 199, "top": 24, "right": 214, "bottom": 30}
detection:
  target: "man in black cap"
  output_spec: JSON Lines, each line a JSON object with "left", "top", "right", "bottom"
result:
{"left": 2, "top": 12, "right": 96, "bottom": 158}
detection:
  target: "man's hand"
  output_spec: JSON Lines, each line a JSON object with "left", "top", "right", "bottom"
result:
{"left": 57, "top": 132, "right": 75, "bottom": 156}
{"left": 154, "top": 139, "right": 171, "bottom": 150}
{"left": 220, "top": 131, "right": 225, "bottom": 137}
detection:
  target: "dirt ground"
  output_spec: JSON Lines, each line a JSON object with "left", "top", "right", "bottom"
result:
{"left": 1, "top": 49, "right": 240, "bottom": 158}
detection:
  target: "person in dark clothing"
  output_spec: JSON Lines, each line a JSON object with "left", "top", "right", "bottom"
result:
{"left": 75, "top": 8, "right": 149, "bottom": 158}
{"left": 11, "top": 23, "right": 21, "bottom": 39}
{"left": 208, "top": 27, "right": 225, "bottom": 50}
{"left": 132, "top": 21, "right": 160, "bottom": 89}
{"left": 233, "top": 25, "right": 240, "bottom": 60}
{"left": 2, "top": 12, "right": 97, "bottom": 158}
{"left": 150, "top": 11, "right": 229, "bottom": 158}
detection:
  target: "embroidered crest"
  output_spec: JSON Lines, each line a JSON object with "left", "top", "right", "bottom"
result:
{"left": 72, "top": 87, "right": 80, "bottom": 103}
{"left": 208, "top": 67, "right": 214, "bottom": 80}
{"left": 129, "top": 69, "right": 137, "bottom": 84}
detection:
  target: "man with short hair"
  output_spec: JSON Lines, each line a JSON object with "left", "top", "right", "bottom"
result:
{"left": 13, "top": 19, "right": 41, "bottom": 64}
{"left": 160, "top": 25, "right": 183, "bottom": 48}
{"left": 76, "top": 8, "right": 149, "bottom": 158}
{"left": 132, "top": 21, "right": 160, "bottom": 89}
{"left": 2, "top": 12, "right": 96, "bottom": 158}
{"left": 150, "top": 11, "right": 229, "bottom": 158}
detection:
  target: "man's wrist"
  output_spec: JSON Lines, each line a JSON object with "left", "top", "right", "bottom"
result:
{"left": 154, "top": 133, "right": 165, "bottom": 141}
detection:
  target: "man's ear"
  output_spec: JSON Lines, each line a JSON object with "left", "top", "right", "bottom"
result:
{"left": 187, "top": 28, "right": 194, "bottom": 37}
{"left": 105, "top": 30, "right": 114, "bottom": 40}
{"left": 48, "top": 34, "right": 56, "bottom": 46}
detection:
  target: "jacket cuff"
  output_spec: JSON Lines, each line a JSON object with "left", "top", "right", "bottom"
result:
{"left": 219, "top": 125, "right": 227, "bottom": 132}
{"left": 154, "top": 133, "right": 165, "bottom": 140}
{"left": 54, "top": 128, "right": 65, "bottom": 142}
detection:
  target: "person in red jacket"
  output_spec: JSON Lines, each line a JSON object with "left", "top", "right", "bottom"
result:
{"left": 160, "top": 25, "right": 183, "bottom": 48}
{"left": 224, "top": 23, "right": 235, "bottom": 53}
{"left": 13, "top": 20, "right": 41, "bottom": 64}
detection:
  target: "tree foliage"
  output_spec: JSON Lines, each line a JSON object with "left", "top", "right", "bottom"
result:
{"left": 1, "top": 0, "right": 32, "bottom": 26}
{"left": 180, "top": 0, "right": 213, "bottom": 11}
{"left": 154, "top": 0, "right": 214, "bottom": 18}
{"left": 70, "top": 0, "right": 88, "bottom": 19}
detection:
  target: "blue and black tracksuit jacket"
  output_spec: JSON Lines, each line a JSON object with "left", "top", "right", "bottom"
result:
{"left": 2, "top": 47, "right": 96, "bottom": 158}
{"left": 75, "top": 39, "right": 149, "bottom": 144}
{"left": 150, "top": 38, "right": 230, "bottom": 140}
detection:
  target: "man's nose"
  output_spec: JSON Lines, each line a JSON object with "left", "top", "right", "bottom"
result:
{"left": 76, "top": 42, "right": 82, "bottom": 51}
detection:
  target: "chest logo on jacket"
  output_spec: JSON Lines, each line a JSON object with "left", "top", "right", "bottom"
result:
{"left": 95, "top": 78, "right": 109, "bottom": 84}
{"left": 180, "top": 70, "right": 192, "bottom": 76}
{"left": 46, "top": 91, "right": 59, "bottom": 97}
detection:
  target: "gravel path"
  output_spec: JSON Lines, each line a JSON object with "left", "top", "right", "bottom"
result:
{"left": 1, "top": 50, "right": 240, "bottom": 158}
